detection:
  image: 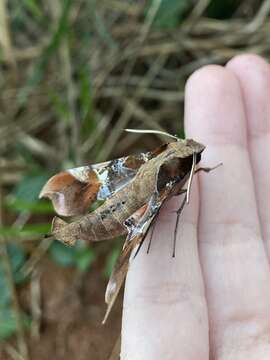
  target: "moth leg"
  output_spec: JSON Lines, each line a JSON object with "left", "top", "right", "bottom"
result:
{"left": 195, "top": 162, "right": 222, "bottom": 174}
{"left": 171, "top": 161, "right": 221, "bottom": 257}
{"left": 171, "top": 153, "right": 201, "bottom": 256}
{"left": 171, "top": 153, "right": 200, "bottom": 256}
{"left": 146, "top": 209, "right": 160, "bottom": 254}
{"left": 174, "top": 163, "right": 221, "bottom": 198}
{"left": 132, "top": 216, "right": 155, "bottom": 258}
{"left": 146, "top": 183, "right": 187, "bottom": 256}
{"left": 135, "top": 192, "right": 163, "bottom": 256}
{"left": 173, "top": 193, "right": 187, "bottom": 258}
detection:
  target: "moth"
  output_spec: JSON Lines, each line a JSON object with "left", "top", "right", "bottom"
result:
{"left": 39, "top": 130, "right": 218, "bottom": 323}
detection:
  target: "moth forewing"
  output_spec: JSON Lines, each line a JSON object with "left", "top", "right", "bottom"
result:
{"left": 39, "top": 152, "right": 155, "bottom": 217}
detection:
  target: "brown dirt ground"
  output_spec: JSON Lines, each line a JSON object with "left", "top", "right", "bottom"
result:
{"left": 0, "top": 257, "right": 122, "bottom": 360}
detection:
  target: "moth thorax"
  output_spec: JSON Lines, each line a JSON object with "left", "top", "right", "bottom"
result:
{"left": 157, "top": 156, "right": 196, "bottom": 192}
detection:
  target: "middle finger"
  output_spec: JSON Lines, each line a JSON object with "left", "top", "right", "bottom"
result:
{"left": 185, "top": 65, "right": 270, "bottom": 359}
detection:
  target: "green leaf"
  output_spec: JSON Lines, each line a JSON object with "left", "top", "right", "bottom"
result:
{"left": 8, "top": 246, "right": 27, "bottom": 284}
{"left": 13, "top": 174, "right": 50, "bottom": 203}
{"left": 0, "top": 308, "right": 31, "bottom": 340}
{"left": 6, "top": 243, "right": 26, "bottom": 274}
{"left": 0, "top": 274, "right": 11, "bottom": 307}
{"left": 74, "top": 247, "right": 96, "bottom": 273}
{"left": 20, "top": 223, "right": 51, "bottom": 236}
{"left": 49, "top": 242, "right": 75, "bottom": 267}
{"left": 0, "top": 243, "right": 27, "bottom": 307}
{"left": 23, "top": 0, "right": 42, "bottom": 19}
{"left": 0, "top": 308, "right": 18, "bottom": 340}
{"left": 146, "top": 0, "right": 191, "bottom": 29}
{"left": 0, "top": 243, "right": 26, "bottom": 282}
{"left": 0, "top": 223, "right": 51, "bottom": 238}
{"left": 5, "top": 197, "right": 54, "bottom": 215}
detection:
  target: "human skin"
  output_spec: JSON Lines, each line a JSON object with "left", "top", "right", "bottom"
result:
{"left": 121, "top": 54, "right": 270, "bottom": 359}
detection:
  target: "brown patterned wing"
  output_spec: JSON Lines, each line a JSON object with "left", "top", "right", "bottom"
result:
{"left": 39, "top": 148, "right": 166, "bottom": 217}
{"left": 102, "top": 192, "right": 163, "bottom": 324}
{"left": 39, "top": 143, "right": 170, "bottom": 217}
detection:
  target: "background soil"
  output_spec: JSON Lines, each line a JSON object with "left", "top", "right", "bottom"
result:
{"left": 1, "top": 256, "right": 122, "bottom": 360}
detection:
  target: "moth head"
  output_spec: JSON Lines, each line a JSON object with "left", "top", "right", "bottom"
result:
{"left": 168, "top": 138, "right": 205, "bottom": 159}
{"left": 182, "top": 139, "right": 205, "bottom": 155}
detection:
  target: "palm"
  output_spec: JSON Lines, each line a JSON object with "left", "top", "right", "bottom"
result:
{"left": 121, "top": 54, "right": 270, "bottom": 360}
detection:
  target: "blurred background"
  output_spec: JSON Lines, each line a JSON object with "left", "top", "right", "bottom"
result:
{"left": 0, "top": 0, "right": 270, "bottom": 359}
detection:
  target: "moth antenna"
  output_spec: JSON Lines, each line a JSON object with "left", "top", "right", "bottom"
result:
{"left": 186, "top": 152, "right": 197, "bottom": 204}
{"left": 125, "top": 128, "right": 179, "bottom": 141}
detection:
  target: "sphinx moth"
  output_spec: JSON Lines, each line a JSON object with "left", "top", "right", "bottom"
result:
{"left": 40, "top": 132, "right": 214, "bottom": 323}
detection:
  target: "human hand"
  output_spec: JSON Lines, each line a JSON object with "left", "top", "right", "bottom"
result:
{"left": 121, "top": 54, "right": 270, "bottom": 360}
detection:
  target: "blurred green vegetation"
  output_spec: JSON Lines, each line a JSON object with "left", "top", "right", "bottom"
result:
{"left": 0, "top": 0, "right": 269, "bottom": 357}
